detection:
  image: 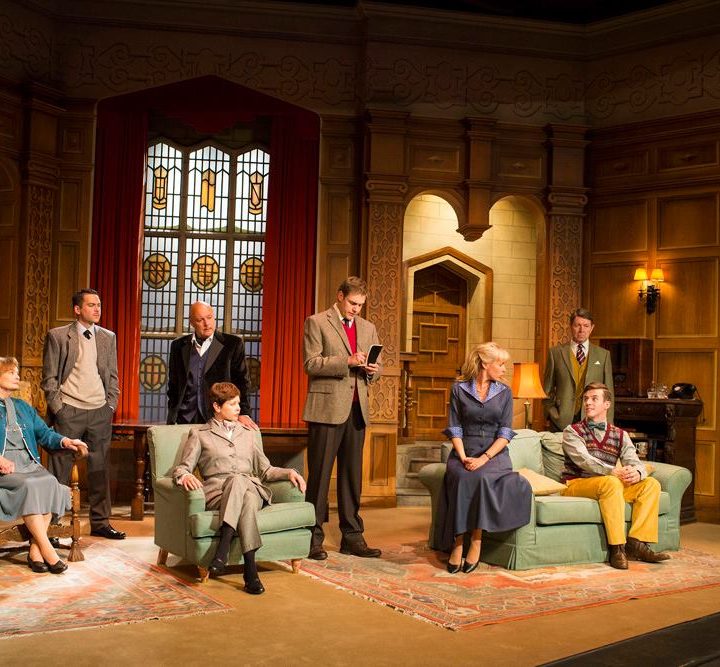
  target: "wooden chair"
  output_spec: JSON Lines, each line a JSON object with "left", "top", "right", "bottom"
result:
{"left": 0, "top": 381, "right": 84, "bottom": 561}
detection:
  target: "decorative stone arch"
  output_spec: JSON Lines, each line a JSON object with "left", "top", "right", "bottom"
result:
{"left": 404, "top": 185, "right": 466, "bottom": 231}
{"left": 402, "top": 246, "right": 493, "bottom": 354}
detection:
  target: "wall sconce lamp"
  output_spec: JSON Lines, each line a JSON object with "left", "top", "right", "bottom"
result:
{"left": 634, "top": 267, "right": 664, "bottom": 314}
{"left": 511, "top": 362, "right": 547, "bottom": 429}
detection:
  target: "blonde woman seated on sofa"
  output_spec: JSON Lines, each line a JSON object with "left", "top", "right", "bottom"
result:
{"left": 0, "top": 356, "right": 87, "bottom": 574}
{"left": 172, "top": 382, "right": 306, "bottom": 595}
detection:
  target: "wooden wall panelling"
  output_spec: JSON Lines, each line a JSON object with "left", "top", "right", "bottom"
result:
{"left": 590, "top": 200, "right": 648, "bottom": 254}
{"left": 587, "top": 262, "right": 648, "bottom": 338}
{"left": 656, "top": 257, "right": 718, "bottom": 338}
{"left": 657, "top": 193, "right": 719, "bottom": 250}
{"left": 0, "top": 158, "right": 20, "bottom": 356}
{"left": 695, "top": 438, "right": 716, "bottom": 498}
{"left": 52, "top": 103, "right": 95, "bottom": 327}
{"left": 655, "top": 349, "right": 717, "bottom": 431}
{"left": 657, "top": 139, "right": 719, "bottom": 173}
{"left": 317, "top": 116, "right": 360, "bottom": 310}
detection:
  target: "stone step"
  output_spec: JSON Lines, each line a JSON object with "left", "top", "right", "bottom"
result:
{"left": 407, "top": 458, "right": 440, "bottom": 474}
{"left": 396, "top": 487, "right": 431, "bottom": 507}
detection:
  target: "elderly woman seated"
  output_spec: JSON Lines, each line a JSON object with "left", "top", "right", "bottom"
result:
{"left": 0, "top": 356, "right": 87, "bottom": 573}
{"left": 173, "top": 381, "right": 306, "bottom": 595}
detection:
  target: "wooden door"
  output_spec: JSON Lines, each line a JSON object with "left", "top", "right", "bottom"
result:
{"left": 411, "top": 265, "right": 467, "bottom": 440}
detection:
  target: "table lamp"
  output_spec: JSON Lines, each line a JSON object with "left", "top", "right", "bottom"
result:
{"left": 511, "top": 362, "right": 547, "bottom": 429}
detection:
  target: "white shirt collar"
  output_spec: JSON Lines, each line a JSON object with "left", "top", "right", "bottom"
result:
{"left": 76, "top": 321, "right": 96, "bottom": 337}
{"left": 334, "top": 303, "right": 353, "bottom": 327}
{"left": 192, "top": 332, "right": 214, "bottom": 356}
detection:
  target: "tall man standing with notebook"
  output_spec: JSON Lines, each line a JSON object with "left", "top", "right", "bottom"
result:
{"left": 543, "top": 308, "right": 614, "bottom": 432}
{"left": 302, "top": 276, "right": 382, "bottom": 560}
{"left": 42, "top": 288, "right": 125, "bottom": 539}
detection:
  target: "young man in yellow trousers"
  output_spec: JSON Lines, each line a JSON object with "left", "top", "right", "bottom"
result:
{"left": 561, "top": 382, "right": 671, "bottom": 570}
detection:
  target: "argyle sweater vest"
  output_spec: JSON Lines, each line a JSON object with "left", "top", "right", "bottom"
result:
{"left": 562, "top": 420, "right": 625, "bottom": 482}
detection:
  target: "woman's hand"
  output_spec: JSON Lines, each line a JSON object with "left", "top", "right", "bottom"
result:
{"left": 62, "top": 438, "right": 89, "bottom": 457}
{"left": 288, "top": 469, "right": 307, "bottom": 493}
{"left": 464, "top": 456, "right": 488, "bottom": 471}
{"left": 0, "top": 455, "right": 15, "bottom": 474}
{"left": 238, "top": 414, "right": 260, "bottom": 431}
{"left": 179, "top": 473, "right": 203, "bottom": 491}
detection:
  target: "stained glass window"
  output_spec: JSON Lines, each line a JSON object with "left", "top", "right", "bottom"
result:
{"left": 139, "top": 140, "right": 269, "bottom": 423}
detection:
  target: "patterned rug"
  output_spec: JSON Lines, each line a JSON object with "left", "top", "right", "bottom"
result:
{"left": 300, "top": 541, "right": 720, "bottom": 631}
{"left": 0, "top": 542, "right": 230, "bottom": 639}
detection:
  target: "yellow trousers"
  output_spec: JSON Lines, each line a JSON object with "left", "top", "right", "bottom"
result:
{"left": 562, "top": 475, "right": 661, "bottom": 545}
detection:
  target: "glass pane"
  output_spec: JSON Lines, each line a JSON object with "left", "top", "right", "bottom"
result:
{"left": 139, "top": 337, "right": 171, "bottom": 423}
{"left": 187, "top": 146, "right": 230, "bottom": 232}
{"left": 183, "top": 237, "right": 227, "bottom": 328}
{"left": 141, "top": 236, "right": 179, "bottom": 333}
{"left": 145, "top": 142, "right": 182, "bottom": 230}
{"left": 236, "top": 148, "right": 270, "bottom": 234}
{"left": 232, "top": 239, "right": 264, "bottom": 335}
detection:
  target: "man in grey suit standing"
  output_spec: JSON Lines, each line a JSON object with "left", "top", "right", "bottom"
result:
{"left": 42, "top": 288, "right": 125, "bottom": 539}
{"left": 303, "top": 277, "right": 382, "bottom": 560}
{"left": 543, "top": 308, "right": 614, "bottom": 432}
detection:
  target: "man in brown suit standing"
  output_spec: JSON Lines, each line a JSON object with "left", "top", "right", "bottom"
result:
{"left": 303, "top": 277, "right": 381, "bottom": 560}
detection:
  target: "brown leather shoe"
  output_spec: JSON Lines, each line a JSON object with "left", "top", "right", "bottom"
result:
{"left": 608, "top": 544, "right": 628, "bottom": 570}
{"left": 626, "top": 537, "right": 671, "bottom": 563}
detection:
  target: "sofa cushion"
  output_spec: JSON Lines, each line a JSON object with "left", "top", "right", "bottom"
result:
{"left": 534, "top": 491, "right": 671, "bottom": 525}
{"left": 539, "top": 431, "right": 566, "bottom": 482}
{"left": 508, "top": 429, "right": 544, "bottom": 474}
{"left": 518, "top": 468, "right": 567, "bottom": 495}
{"left": 189, "top": 501, "right": 316, "bottom": 539}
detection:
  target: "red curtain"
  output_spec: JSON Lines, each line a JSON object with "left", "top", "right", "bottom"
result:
{"left": 259, "top": 114, "right": 320, "bottom": 427}
{"left": 90, "top": 77, "right": 318, "bottom": 427}
{"left": 90, "top": 106, "right": 147, "bottom": 422}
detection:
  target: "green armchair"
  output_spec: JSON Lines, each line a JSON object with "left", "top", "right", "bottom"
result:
{"left": 148, "top": 424, "right": 315, "bottom": 581}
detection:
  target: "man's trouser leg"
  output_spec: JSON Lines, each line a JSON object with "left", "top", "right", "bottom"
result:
{"left": 624, "top": 477, "right": 661, "bottom": 544}
{"left": 563, "top": 476, "right": 626, "bottom": 545}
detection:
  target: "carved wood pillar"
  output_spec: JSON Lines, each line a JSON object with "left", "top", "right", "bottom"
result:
{"left": 544, "top": 124, "right": 589, "bottom": 346}
{"left": 362, "top": 110, "right": 409, "bottom": 505}
{"left": 461, "top": 118, "right": 497, "bottom": 242}
{"left": 18, "top": 86, "right": 63, "bottom": 410}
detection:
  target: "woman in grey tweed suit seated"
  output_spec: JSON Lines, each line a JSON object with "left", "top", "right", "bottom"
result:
{"left": 173, "top": 382, "right": 306, "bottom": 595}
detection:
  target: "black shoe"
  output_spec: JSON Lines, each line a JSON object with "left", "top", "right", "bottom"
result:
{"left": 49, "top": 537, "right": 61, "bottom": 549}
{"left": 208, "top": 558, "right": 227, "bottom": 577}
{"left": 27, "top": 555, "right": 49, "bottom": 573}
{"left": 244, "top": 576, "right": 265, "bottom": 595}
{"left": 339, "top": 540, "right": 382, "bottom": 558}
{"left": 90, "top": 525, "right": 126, "bottom": 540}
{"left": 308, "top": 544, "right": 328, "bottom": 560}
{"left": 47, "top": 559, "right": 68, "bottom": 574}
{"left": 461, "top": 559, "right": 480, "bottom": 574}
{"left": 447, "top": 560, "right": 462, "bottom": 574}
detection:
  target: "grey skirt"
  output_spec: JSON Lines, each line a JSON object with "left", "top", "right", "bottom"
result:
{"left": 0, "top": 465, "right": 71, "bottom": 521}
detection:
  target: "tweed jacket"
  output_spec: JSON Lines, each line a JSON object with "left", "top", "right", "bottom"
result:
{"left": 542, "top": 342, "right": 614, "bottom": 431}
{"left": 302, "top": 306, "right": 380, "bottom": 425}
{"left": 172, "top": 420, "right": 289, "bottom": 508}
{"left": 41, "top": 323, "right": 120, "bottom": 417}
{"left": 167, "top": 331, "right": 251, "bottom": 424}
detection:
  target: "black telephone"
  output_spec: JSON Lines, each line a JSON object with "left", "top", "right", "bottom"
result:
{"left": 669, "top": 383, "right": 697, "bottom": 399}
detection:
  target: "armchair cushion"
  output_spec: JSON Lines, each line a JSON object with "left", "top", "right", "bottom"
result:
{"left": 534, "top": 491, "right": 671, "bottom": 525}
{"left": 190, "top": 502, "right": 316, "bottom": 538}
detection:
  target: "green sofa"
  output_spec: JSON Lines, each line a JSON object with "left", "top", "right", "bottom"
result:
{"left": 148, "top": 424, "right": 315, "bottom": 581}
{"left": 418, "top": 428, "right": 692, "bottom": 570}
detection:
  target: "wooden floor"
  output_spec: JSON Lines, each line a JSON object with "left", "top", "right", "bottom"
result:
{"left": 4, "top": 507, "right": 720, "bottom": 667}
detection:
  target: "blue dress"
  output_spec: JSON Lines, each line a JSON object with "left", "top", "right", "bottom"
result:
{"left": 434, "top": 380, "right": 532, "bottom": 552}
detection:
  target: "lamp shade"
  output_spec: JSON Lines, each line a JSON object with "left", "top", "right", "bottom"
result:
{"left": 511, "top": 362, "right": 547, "bottom": 399}
{"left": 650, "top": 268, "right": 665, "bottom": 282}
{"left": 633, "top": 267, "right": 648, "bottom": 281}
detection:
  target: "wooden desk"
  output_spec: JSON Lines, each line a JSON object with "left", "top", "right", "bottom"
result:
{"left": 614, "top": 398, "right": 703, "bottom": 524}
{"left": 112, "top": 422, "right": 161, "bottom": 521}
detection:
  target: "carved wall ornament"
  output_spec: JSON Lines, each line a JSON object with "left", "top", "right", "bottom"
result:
{"left": 548, "top": 214, "right": 583, "bottom": 346}
{"left": 369, "top": 375, "right": 400, "bottom": 423}
{"left": 22, "top": 184, "right": 53, "bottom": 362}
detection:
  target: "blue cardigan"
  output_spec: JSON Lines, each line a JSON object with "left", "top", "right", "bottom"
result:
{"left": 0, "top": 398, "right": 64, "bottom": 463}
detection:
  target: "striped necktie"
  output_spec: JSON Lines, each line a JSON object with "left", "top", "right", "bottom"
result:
{"left": 576, "top": 344, "right": 585, "bottom": 365}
